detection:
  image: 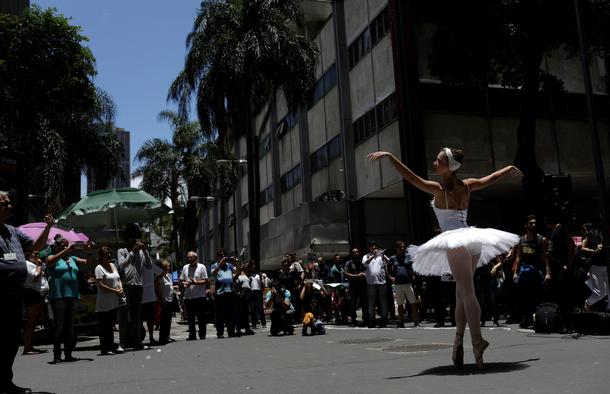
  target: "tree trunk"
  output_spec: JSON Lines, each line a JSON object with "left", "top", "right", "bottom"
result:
{"left": 170, "top": 185, "right": 181, "bottom": 265}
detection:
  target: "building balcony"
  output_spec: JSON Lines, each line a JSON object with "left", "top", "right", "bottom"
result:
{"left": 301, "top": 0, "right": 333, "bottom": 38}
{"left": 302, "top": 0, "right": 332, "bottom": 23}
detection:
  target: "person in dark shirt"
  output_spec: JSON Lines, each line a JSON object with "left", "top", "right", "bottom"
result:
{"left": 545, "top": 216, "right": 575, "bottom": 329}
{"left": 0, "top": 191, "right": 54, "bottom": 393}
{"left": 344, "top": 247, "right": 367, "bottom": 326}
{"left": 512, "top": 215, "right": 548, "bottom": 328}
{"left": 389, "top": 241, "right": 420, "bottom": 327}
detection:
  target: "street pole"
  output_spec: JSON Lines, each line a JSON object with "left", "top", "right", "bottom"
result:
{"left": 232, "top": 162, "right": 238, "bottom": 258}
{"left": 574, "top": 0, "right": 608, "bottom": 227}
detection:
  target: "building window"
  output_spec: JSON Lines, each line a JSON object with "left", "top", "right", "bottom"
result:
{"left": 280, "top": 165, "right": 302, "bottom": 193}
{"left": 310, "top": 135, "right": 343, "bottom": 174}
{"left": 278, "top": 110, "right": 299, "bottom": 139}
{"left": 327, "top": 134, "right": 342, "bottom": 162}
{"left": 348, "top": 6, "right": 389, "bottom": 70}
{"left": 258, "top": 134, "right": 271, "bottom": 159}
{"left": 370, "top": 7, "right": 390, "bottom": 46}
{"left": 348, "top": 29, "right": 371, "bottom": 69}
{"left": 353, "top": 93, "right": 397, "bottom": 146}
{"left": 323, "top": 63, "right": 337, "bottom": 93}
{"left": 309, "top": 63, "right": 337, "bottom": 108}
{"left": 240, "top": 203, "right": 249, "bottom": 218}
{"left": 376, "top": 94, "right": 397, "bottom": 131}
{"left": 259, "top": 185, "right": 273, "bottom": 207}
{"left": 310, "top": 145, "right": 328, "bottom": 174}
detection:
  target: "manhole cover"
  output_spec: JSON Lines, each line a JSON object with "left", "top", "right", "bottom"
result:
{"left": 381, "top": 344, "right": 452, "bottom": 353}
{"left": 339, "top": 337, "right": 397, "bottom": 345}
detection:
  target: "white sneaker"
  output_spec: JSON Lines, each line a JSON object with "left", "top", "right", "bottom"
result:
{"left": 115, "top": 346, "right": 125, "bottom": 353}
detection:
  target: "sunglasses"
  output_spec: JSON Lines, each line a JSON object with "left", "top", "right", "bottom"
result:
{"left": 0, "top": 201, "right": 12, "bottom": 208}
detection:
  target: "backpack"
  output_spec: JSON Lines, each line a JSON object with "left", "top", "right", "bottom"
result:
{"left": 534, "top": 302, "right": 562, "bottom": 333}
{"left": 314, "top": 319, "right": 326, "bottom": 335}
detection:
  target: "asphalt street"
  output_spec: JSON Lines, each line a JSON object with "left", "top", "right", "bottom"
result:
{"left": 13, "top": 321, "right": 609, "bottom": 394}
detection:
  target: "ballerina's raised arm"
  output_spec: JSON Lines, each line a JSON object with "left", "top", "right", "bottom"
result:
{"left": 367, "top": 151, "right": 442, "bottom": 195}
{"left": 368, "top": 150, "right": 522, "bottom": 194}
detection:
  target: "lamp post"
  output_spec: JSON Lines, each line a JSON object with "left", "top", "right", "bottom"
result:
{"left": 215, "top": 159, "right": 248, "bottom": 258}
{"left": 189, "top": 196, "right": 216, "bottom": 261}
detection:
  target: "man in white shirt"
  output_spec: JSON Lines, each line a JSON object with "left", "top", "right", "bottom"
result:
{"left": 249, "top": 261, "right": 266, "bottom": 328}
{"left": 362, "top": 241, "right": 390, "bottom": 328}
{"left": 180, "top": 251, "right": 208, "bottom": 340}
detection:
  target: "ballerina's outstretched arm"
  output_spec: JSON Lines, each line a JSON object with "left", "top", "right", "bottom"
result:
{"left": 464, "top": 165, "right": 523, "bottom": 192}
{"left": 367, "top": 151, "right": 442, "bottom": 195}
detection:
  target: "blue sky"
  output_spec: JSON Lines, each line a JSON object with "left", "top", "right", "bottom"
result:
{"left": 32, "top": 0, "right": 201, "bottom": 191}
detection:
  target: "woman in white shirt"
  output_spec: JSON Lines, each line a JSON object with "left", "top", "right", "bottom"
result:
{"left": 95, "top": 246, "right": 123, "bottom": 355}
{"left": 22, "top": 250, "right": 49, "bottom": 355}
{"left": 155, "top": 260, "right": 177, "bottom": 344}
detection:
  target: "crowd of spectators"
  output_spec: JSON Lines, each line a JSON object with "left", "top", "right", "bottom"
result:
{"left": 4, "top": 188, "right": 610, "bottom": 394}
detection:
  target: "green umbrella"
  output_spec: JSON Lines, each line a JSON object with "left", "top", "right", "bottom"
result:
{"left": 57, "top": 187, "right": 171, "bottom": 232}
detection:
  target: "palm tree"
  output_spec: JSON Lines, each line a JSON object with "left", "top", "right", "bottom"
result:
{"left": 133, "top": 111, "right": 215, "bottom": 261}
{"left": 169, "top": 0, "right": 318, "bottom": 266}
{"left": 133, "top": 138, "right": 183, "bottom": 259}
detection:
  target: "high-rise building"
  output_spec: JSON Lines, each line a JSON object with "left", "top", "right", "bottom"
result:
{"left": 0, "top": 0, "right": 29, "bottom": 15}
{"left": 87, "top": 127, "right": 131, "bottom": 193}
{"left": 194, "top": 0, "right": 610, "bottom": 269}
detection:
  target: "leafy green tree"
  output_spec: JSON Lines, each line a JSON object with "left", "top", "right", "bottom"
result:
{"left": 169, "top": 0, "right": 318, "bottom": 265}
{"left": 417, "top": 0, "right": 610, "bottom": 215}
{"left": 0, "top": 7, "right": 120, "bottom": 208}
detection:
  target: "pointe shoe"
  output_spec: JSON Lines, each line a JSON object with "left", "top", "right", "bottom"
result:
{"left": 473, "top": 339, "right": 489, "bottom": 369}
{"left": 452, "top": 340, "right": 464, "bottom": 369}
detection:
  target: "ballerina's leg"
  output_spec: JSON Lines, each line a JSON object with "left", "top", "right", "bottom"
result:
{"left": 447, "top": 247, "right": 482, "bottom": 344}
{"left": 454, "top": 288, "right": 466, "bottom": 338}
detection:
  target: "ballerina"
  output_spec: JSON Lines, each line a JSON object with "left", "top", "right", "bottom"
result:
{"left": 368, "top": 148, "right": 522, "bottom": 369}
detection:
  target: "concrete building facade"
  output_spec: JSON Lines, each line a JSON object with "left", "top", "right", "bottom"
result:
{"left": 196, "top": 0, "right": 610, "bottom": 269}
{"left": 0, "top": 0, "right": 29, "bottom": 15}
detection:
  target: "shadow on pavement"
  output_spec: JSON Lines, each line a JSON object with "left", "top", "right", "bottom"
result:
{"left": 47, "top": 357, "right": 95, "bottom": 365}
{"left": 72, "top": 344, "right": 100, "bottom": 352}
{"left": 386, "top": 358, "right": 540, "bottom": 379}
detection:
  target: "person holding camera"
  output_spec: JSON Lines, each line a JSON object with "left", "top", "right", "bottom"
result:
{"left": 0, "top": 191, "right": 53, "bottom": 393}
{"left": 362, "top": 241, "right": 390, "bottom": 328}
{"left": 95, "top": 246, "right": 123, "bottom": 355}
{"left": 117, "top": 224, "right": 153, "bottom": 350}
{"left": 265, "top": 281, "right": 294, "bottom": 336}
{"left": 211, "top": 251, "right": 238, "bottom": 338}
{"left": 46, "top": 235, "right": 91, "bottom": 363}
{"left": 344, "top": 247, "right": 367, "bottom": 326}
{"left": 235, "top": 264, "right": 255, "bottom": 336}
{"left": 156, "top": 260, "right": 179, "bottom": 345}
{"left": 22, "top": 249, "right": 49, "bottom": 356}
{"left": 248, "top": 260, "right": 266, "bottom": 329}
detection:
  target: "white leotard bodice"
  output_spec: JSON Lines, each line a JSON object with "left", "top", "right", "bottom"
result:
{"left": 432, "top": 185, "right": 469, "bottom": 232}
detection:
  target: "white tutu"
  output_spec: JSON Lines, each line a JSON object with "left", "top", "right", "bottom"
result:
{"left": 408, "top": 227, "right": 519, "bottom": 276}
